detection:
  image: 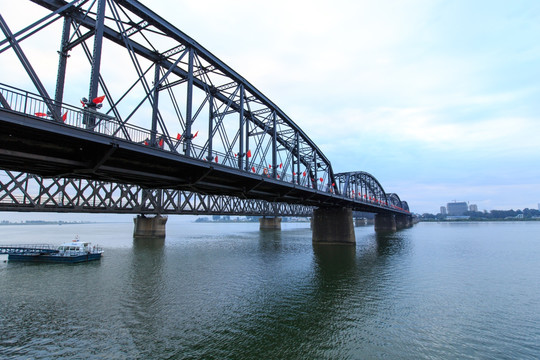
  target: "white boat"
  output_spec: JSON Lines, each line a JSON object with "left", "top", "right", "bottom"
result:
{"left": 1, "top": 236, "right": 103, "bottom": 263}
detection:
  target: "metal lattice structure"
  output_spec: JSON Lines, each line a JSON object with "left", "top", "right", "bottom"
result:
{"left": 0, "top": 0, "right": 333, "bottom": 188}
{"left": 334, "top": 172, "right": 408, "bottom": 212}
{"left": 0, "top": 170, "right": 313, "bottom": 216}
{"left": 0, "top": 0, "right": 411, "bottom": 216}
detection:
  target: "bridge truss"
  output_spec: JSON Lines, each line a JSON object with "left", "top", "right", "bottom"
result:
{"left": 0, "top": 0, "right": 334, "bottom": 190}
{"left": 334, "top": 172, "right": 409, "bottom": 212}
{"left": 0, "top": 0, "right": 410, "bottom": 216}
{"left": 0, "top": 170, "right": 313, "bottom": 216}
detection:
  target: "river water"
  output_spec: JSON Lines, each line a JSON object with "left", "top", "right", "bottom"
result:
{"left": 1, "top": 220, "right": 539, "bottom": 359}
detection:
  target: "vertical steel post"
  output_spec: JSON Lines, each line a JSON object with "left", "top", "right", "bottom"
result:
{"left": 238, "top": 84, "right": 244, "bottom": 170}
{"left": 54, "top": 16, "right": 71, "bottom": 116}
{"left": 185, "top": 47, "right": 194, "bottom": 156}
{"left": 86, "top": 0, "right": 106, "bottom": 129}
{"left": 245, "top": 95, "right": 250, "bottom": 172}
{"left": 296, "top": 132, "right": 300, "bottom": 184}
{"left": 314, "top": 153, "right": 318, "bottom": 190}
{"left": 207, "top": 93, "right": 214, "bottom": 161}
{"left": 150, "top": 63, "right": 160, "bottom": 146}
{"left": 272, "top": 111, "right": 277, "bottom": 178}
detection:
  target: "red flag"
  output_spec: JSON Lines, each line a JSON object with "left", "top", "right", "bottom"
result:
{"left": 144, "top": 140, "right": 149, "bottom": 145}
{"left": 176, "top": 133, "right": 182, "bottom": 140}
{"left": 159, "top": 138, "right": 164, "bottom": 147}
{"left": 234, "top": 153, "right": 237, "bottom": 157}
{"left": 279, "top": 163, "right": 283, "bottom": 169}
{"left": 62, "top": 112, "right": 67, "bottom": 122}
{"left": 247, "top": 150, "right": 252, "bottom": 158}
{"left": 293, "top": 172, "right": 296, "bottom": 176}
{"left": 193, "top": 131, "right": 199, "bottom": 139}
{"left": 277, "top": 174, "right": 280, "bottom": 179}
{"left": 268, "top": 164, "right": 272, "bottom": 169}
{"left": 303, "top": 171, "right": 306, "bottom": 177}
{"left": 80, "top": 100, "right": 86, "bottom": 107}
{"left": 251, "top": 166, "right": 255, "bottom": 172}
{"left": 92, "top": 95, "right": 105, "bottom": 104}
{"left": 332, "top": 183, "right": 335, "bottom": 187}
{"left": 319, "top": 177, "right": 323, "bottom": 183}
{"left": 35, "top": 112, "right": 47, "bottom": 117}
{"left": 215, "top": 155, "right": 218, "bottom": 163}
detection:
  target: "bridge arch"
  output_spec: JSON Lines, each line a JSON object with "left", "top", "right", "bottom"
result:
{"left": 334, "top": 171, "right": 389, "bottom": 205}
{"left": 0, "top": 0, "right": 411, "bottom": 217}
{"left": 386, "top": 193, "right": 405, "bottom": 210}
{"left": 0, "top": 0, "right": 336, "bottom": 192}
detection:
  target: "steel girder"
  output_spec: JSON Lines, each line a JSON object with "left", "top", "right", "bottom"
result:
{"left": 0, "top": 170, "right": 313, "bottom": 216}
{"left": 0, "top": 0, "right": 335, "bottom": 192}
{"left": 401, "top": 201, "right": 410, "bottom": 212}
{"left": 334, "top": 171, "right": 391, "bottom": 207}
{"left": 386, "top": 193, "right": 408, "bottom": 212}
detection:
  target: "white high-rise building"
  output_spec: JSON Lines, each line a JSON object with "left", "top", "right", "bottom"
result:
{"left": 469, "top": 204, "right": 478, "bottom": 212}
{"left": 440, "top": 206, "right": 447, "bottom": 215}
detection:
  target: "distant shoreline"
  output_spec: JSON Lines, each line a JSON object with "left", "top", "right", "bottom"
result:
{"left": 0, "top": 220, "right": 96, "bottom": 226}
{"left": 420, "top": 218, "right": 540, "bottom": 222}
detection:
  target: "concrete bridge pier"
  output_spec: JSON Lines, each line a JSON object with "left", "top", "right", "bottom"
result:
{"left": 395, "top": 214, "right": 408, "bottom": 230}
{"left": 395, "top": 214, "right": 413, "bottom": 230}
{"left": 259, "top": 216, "right": 282, "bottom": 230}
{"left": 133, "top": 215, "right": 168, "bottom": 238}
{"left": 354, "top": 218, "right": 367, "bottom": 227}
{"left": 312, "top": 207, "right": 355, "bottom": 245}
{"left": 374, "top": 213, "right": 397, "bottom": 233}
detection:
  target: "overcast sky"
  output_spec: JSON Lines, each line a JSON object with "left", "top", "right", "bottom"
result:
{"left": 1, "top": 0, "right": 540, "bottom": 215}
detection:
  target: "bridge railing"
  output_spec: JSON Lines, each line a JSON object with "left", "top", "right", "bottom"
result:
{"left": 0, "top": 83, "right": 150, "bottom": 142}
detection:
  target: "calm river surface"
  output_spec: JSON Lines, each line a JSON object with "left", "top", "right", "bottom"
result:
{"left": 1, "top": 220, "right": 539, "bottom": 359}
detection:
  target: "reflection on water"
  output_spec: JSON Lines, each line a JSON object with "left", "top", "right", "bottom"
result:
{"left": 375, "top": 231, "right": 410, "bottom": 256}
{"left": 1, "top": 222, "right": 540, "bottom": 359}
{"left": 313, "top": 243, "right": 356, "bottom": 275}
{"left": 257, "top": 228, "right": 282, "bottom": 252}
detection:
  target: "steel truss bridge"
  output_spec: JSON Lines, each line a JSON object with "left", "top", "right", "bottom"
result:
{"left": 0, "top": 0, "right": 410, "bottom": 218}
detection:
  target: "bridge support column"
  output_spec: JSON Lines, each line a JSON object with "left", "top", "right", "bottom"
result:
{"left": 312, "top": 207, "right": 355, "bottom": 245}
{"left": 395, "top": 215, "right": 407, "bottom": 230}
{"left": 354, "top": 218, "right": 367, "bottom": 227}
{"left": 259, "top": 217, "right": 281, "bottom": 230}
{"left": 374, "top": 214, "right": 397, "bottom": 233}
{"left": 395, "top": 214, "right": 413, "bottom": 230}
{"left": 133, "top": 215, "right": 167, "bottom": 238}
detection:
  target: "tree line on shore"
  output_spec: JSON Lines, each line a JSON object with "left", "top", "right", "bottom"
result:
{"left": 421, "top": 208, "right": 540, "bottom": 220}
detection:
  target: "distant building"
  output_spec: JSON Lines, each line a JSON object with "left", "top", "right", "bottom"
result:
{"left": 440, "top": 206, "right": 447, "bottom": 215}
{"left": 447, "top": 201, "right": 468, "bottom": 216}
{"left": 469, "top": 204, "right": 478, "bottom": 212}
